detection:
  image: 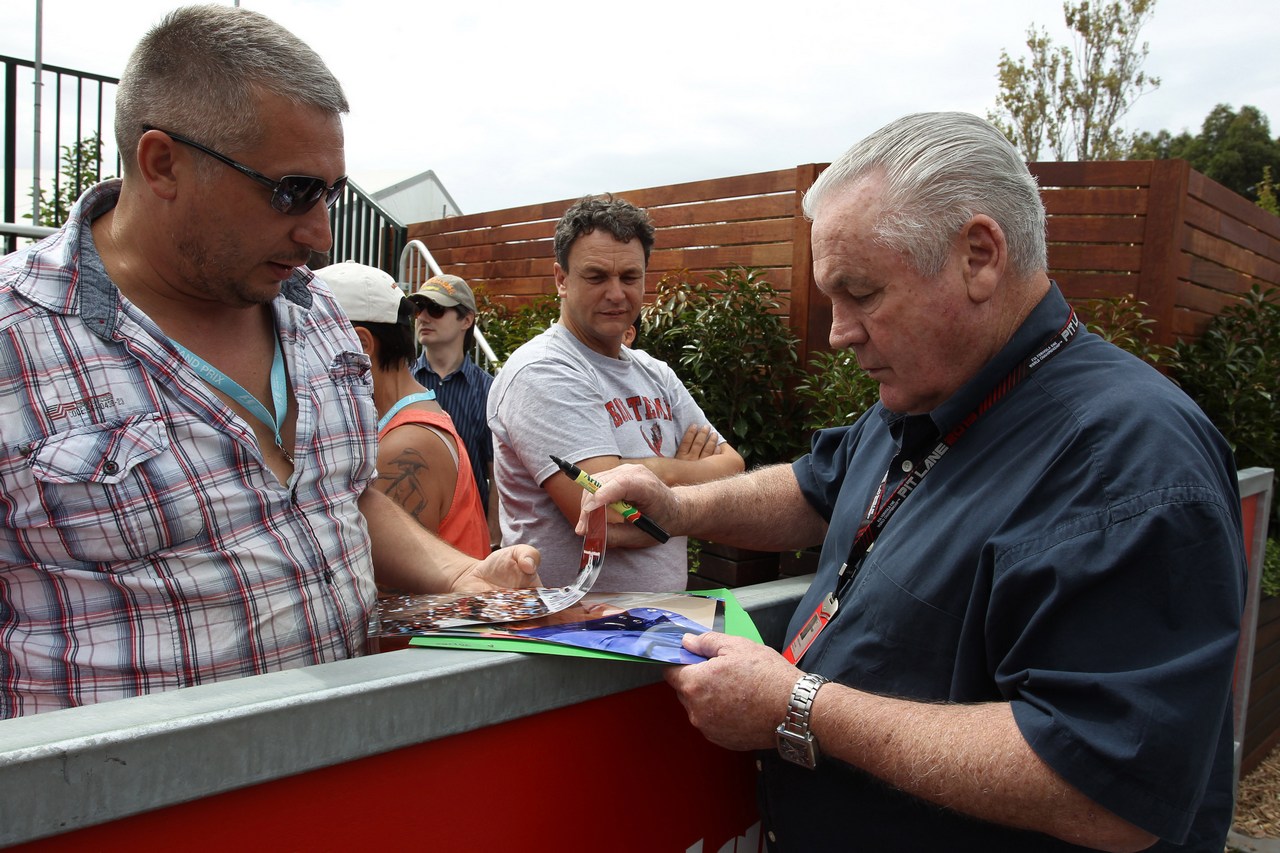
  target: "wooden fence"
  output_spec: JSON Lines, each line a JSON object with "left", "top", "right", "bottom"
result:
{"left": 406, "top": 166, "right": 828, "bottom": 363}
{"left": 406, "top": 159, "right": 1280, "bottom": 363}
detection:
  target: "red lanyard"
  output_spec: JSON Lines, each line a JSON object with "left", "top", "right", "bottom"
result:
{"left": 784, "top": 309, "right": 1080, "bottom": 664}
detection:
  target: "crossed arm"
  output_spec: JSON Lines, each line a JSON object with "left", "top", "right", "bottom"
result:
{"left": 542, "top": 424, "right": 746, "bottom": 550}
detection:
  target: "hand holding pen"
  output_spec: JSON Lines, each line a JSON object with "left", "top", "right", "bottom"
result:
{"left": 551, "top": 456, "right": 671, "bottom": 544}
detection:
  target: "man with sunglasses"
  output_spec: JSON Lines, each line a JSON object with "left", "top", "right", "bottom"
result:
{"left": 0, "top": 5, "right": 538, "bottom": 719}
{"left": 408, "top": 275, "right": 499, "bottom": 548}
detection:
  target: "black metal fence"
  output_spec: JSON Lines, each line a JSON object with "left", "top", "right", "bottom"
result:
{"left": 327, "top": 180, "right": 407, "bottom": 276}
{"left": 2, "top": 54, "right": 119, "bottom": 255}
{"left": 2, "top": 53, "right": 404, "bottom": 267}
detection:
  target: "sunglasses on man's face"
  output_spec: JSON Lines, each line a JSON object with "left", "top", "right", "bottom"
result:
{"left": 415, "top": 301, "right": 457, "bottom": 319}
{"left": 143, "top": 126, "right": 347, "bottom": 216}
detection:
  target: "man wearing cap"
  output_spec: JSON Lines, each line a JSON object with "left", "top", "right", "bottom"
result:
{"left": 317, "top": 262, "right": 490, "bottom": 560}
{"left": 409, "top": 275, "right": 498, "bottom": 546}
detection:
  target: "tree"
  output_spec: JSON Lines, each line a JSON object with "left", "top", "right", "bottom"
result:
{"left": 26, "top": 133, "right": 113, "bottom": 228}
{"left": 990, "top": 0, "right": 1160, "bottom": 161}
{"left": 1260, "top": 166, "right": 1279, "bottom": 216}
{"left": 1130, "top": 104, "right": 1280, "bottom": 202}
{"left": 990, "top": 26, "right": 1070, "bottom": 161}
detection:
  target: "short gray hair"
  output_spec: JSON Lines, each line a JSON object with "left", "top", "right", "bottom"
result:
{"left": 114, "top": 4, "right": 349, "bottom": 175}
{"left": 803, "top": 112, "right": 1047, "bottom": 281}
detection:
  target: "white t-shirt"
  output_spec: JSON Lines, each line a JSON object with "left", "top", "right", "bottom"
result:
{"left": 487, "top": 324, "right": 722, "bottom": 591}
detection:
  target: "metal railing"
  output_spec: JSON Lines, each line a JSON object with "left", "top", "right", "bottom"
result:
{"left": 326, "top": 179, "right": 407, "bottom": 274}
{"left": 2, "top": 54, "right": 119, "bottom": 255}
{"left": 398, "top": 237, "right": 444, "bottom": 284}
{"left": 399, "top": 238, "right": 498, "bottom": 371}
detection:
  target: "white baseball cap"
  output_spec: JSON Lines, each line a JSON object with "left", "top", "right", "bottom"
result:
{"left": 314, "top": 260, "right": 408, "bottom": 324}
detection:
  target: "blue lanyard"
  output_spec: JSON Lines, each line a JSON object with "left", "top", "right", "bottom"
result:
{"left": 173, "top": 332, "right": 291, "bottom": 457}
{"left": 377, "top": 390, "right": 437, "bottom": 432}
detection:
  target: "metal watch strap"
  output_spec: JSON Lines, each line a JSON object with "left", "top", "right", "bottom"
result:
{"left": 775, "top": 672, "right": 830, "bottom": 768}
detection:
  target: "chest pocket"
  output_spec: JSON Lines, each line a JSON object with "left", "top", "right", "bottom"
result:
{"left": 19, "top": 412, "right": 206, "bottom": 565}
{"left": 308, "top": 350, "right": 377, "bottom": 485}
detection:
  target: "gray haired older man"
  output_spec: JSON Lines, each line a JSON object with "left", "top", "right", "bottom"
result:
{"left": 580, "top": 113, "right": 1244, "bottom": 851}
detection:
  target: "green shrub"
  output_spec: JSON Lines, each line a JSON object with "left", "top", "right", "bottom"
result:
{"left": 1170, "top": 285, "right": 1280, "bottom": 547}
{"left": 1262, "top": 538, "right": 1280, "bottom": 599}
{"left": 475, "top": 291, "right": 559, "bottom": 368}
{"left": 642, "top": 266, "right": 806, "bottom": 469}
{"left": 26, "top": 133, "right": 113, "bottom": 228}
{"left": 1171, "top": 286, "right": 1280, "bottom": 473}
{"left": 794, "top": 349, "right": 880, "bottom": 432}
{"left": 1073, "top": 292, "right": 1175, "bottom": 367}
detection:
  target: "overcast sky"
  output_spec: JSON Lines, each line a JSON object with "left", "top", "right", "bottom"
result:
{"left": 3, "top": 0, "right": 1276, "bottom": 215}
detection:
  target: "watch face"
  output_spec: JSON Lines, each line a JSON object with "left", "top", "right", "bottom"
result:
{"left": 777, "top": 729, "right": 817, "bottom": 769}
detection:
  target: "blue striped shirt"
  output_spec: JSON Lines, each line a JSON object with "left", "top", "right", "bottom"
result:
{"left": 410, "top": 352, "right": 494, "bottom": 511}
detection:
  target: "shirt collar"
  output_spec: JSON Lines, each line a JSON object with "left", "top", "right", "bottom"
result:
{"left": 927, "top": 282, "right": 1071, "bottom": 436}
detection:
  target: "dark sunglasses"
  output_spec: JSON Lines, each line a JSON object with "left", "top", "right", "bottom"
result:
{"left": 143, "top": 126, "right": 347, "bottom": 216}
{"left": 414, "top": 301, "right": 456, "bottom": 319}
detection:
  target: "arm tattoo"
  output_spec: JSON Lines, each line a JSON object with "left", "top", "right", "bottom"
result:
{"left": 375, "top": 447, "right": 434, "bottom": 517}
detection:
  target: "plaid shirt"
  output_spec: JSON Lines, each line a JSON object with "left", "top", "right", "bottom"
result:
{"left": 0, "top": 181, "right": 379, "bottom": 717}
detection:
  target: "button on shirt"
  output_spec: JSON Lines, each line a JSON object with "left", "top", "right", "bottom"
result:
{"left": 0, "top": 181, "right": 379, "bottom": 717}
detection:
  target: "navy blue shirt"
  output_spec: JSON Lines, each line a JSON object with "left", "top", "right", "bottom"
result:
{"left": 764, "top": 285, "right": 1245, "bottom": 851}
{"left": 411, "top": 353, "right": 494, "bottom": 512}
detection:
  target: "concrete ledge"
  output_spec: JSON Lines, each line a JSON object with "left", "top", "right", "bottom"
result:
{"left": 0, "top": 575, "right": 811, "bottom": 846}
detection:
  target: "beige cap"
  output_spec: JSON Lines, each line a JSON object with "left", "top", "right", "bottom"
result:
{"left": 314, "top": 260, "right": 407, "bottom": 324}
{"left": 410, "top": 274, "right": 477, "bottom": 313}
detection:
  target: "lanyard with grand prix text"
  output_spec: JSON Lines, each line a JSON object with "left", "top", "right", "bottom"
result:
{"left": 784, "top": 308, "right": 1081, "bottom": 664}
{"left": 173, "top": 333, "right": 292, "bottom": 461}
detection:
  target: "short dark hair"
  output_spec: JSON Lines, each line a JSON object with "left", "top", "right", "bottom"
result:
{"left": 355, "top": 300, "right": 417, "bottom": 370}
{"left": 553, "top": 194, "right": 656, "bottom": 269}
{"left": 462, "top": 310, "right": 476, "bottom": 353}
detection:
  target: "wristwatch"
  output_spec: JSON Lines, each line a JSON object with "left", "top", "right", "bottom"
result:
{"left": 775, "top": 672, "right": 830, "bottom": 769}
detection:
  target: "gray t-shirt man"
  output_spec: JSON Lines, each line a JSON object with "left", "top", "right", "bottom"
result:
{"left": 488, "top": 324, "right": 725, "bottom": 591}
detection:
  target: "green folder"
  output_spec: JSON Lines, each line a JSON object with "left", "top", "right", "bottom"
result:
{"left": 408, "top": 587, "right": 761, "bottom": 663}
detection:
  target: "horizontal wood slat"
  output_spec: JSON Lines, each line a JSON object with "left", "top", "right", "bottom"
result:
{"left": 1055, "top": 273, "right": 1147, "bottom": 300}
{"left": 1048, "top": 243, "right": 1144, "bottom": 272}
{"left": 1041, "top": 188, "right": 1149, "bottom": 216}
{"left": 1186, "top": 229, "right": 1280, "bottom": 282}
{"left": 655, "top": 218, "right": 794, "bottom": 249}
{"left": 1030, "top": 160, "right": 1156, "bottom": 187}
{"left": 1048, "top": 216, "right": 1146, "bottom": 244}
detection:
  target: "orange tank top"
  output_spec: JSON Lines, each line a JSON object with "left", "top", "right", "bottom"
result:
{"left": 379, "top": 407, "right": 491, "bottom": 559}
